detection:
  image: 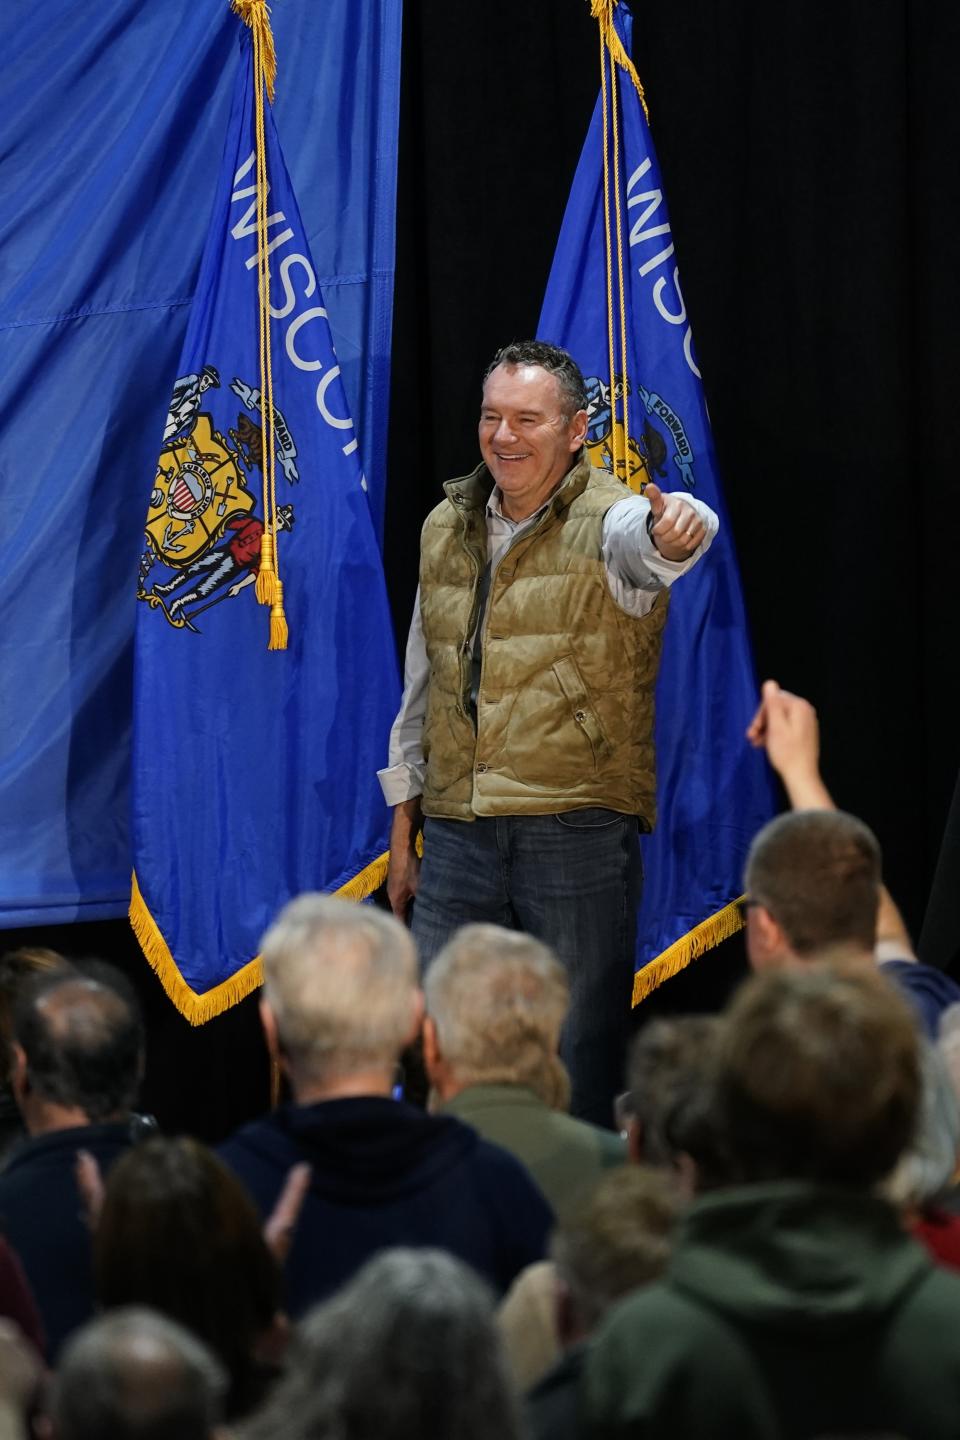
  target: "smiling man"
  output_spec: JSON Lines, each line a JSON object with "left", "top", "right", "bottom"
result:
{"left": 379, "top": 341, "right": 718, "bottom": 1126}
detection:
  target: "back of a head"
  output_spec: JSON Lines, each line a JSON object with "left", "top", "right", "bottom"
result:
{"left": 718, "top": 965, "right": 921, "bottom": 1187}
{"left": 626, "top": 1016, "right": 721, "bottom": 1168}
{"left": 425, "top": 924, "right": 569, "bottom": 1106}
{"left": 261, "top": 894, "right": 418, "bottom": 1085}
{"left": 13, "top": 964, "right": 143, "bottom": 1121}
{"left": 745, "top": 809, "right": 881, "bottom": 956}
{"left": 242, "top": 1249, "right": 521, "bottom": 1440}
{"left": 551, "top": 1166, "right": 679, "bottom": 1336}
{"left": 94, "top": 1137, "right": 279, "bottom": 1385}
{"left": 53, "top": 1307, "right": 226, "bottom": 1440}
{"left": 0, "top": 947, "right": 69, "bottom": 1046}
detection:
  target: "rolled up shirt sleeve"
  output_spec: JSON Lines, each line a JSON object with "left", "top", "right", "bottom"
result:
{"left": 601, "top": 491, "right": 719, "bottom": 617}
{"left": 377, "top": 589, "right": 429, "bottom": 805}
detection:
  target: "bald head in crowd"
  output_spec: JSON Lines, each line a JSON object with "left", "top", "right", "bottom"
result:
{"left": 743, "top": 809, "right": 881, "bottom": 973}
{"left": 258, "top": 895, "right": 421, "bottom": 1099}
{"left": 12, "top": 966, "right": 143, "bottom": 1130}
{"left": 52, "top": 1308, "right": 226, "bottom": 1440}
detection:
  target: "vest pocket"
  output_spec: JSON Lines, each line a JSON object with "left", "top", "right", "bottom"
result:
{"left": 552, "top": 656, "right": 613, "bottom": 762}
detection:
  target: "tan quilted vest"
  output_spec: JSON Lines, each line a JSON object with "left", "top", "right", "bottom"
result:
{"left": 418, "top": 453, "right": 669, "bottom": 823}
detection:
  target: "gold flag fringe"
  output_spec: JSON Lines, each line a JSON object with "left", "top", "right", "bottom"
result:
{"left": 129, "top": 851, "right": 390, "bottom": 1025}
{"left": 632, "top": 895, "right": 746, "bottom": 1006}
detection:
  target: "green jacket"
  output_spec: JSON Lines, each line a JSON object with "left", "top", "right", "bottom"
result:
{"left": 584, "top": 1181, "right": 960, "bottom": 1439}
{"left": 441, "top": 1083, "right": 625, "bottom": 1223}
{"left": 418, "top": 454, "right": 669, "bottom": 821}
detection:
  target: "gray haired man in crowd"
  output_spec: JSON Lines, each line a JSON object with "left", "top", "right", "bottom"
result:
{"left": 0, "top": 965, "right": 145, "bottom": 1357}
{"left": 423, "top": 923, "right": 625, "bottom": 1221}
{"left": 51, "top": 1308, "right": 226, "bottom": 1440}
{"left": 219, "top": 896, "right": 553, "bottom": 1315}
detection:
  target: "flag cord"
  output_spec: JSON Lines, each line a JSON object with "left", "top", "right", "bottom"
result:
{"left": 610, "top": 46, "right": 631, "bottom": 480}
{"left": 590, "top": 0, "right": 650, "bottom": 122}
{"left": 593, "top": 0, "right": 652, "bottom": 493}
{"left": 233, "top": 0, "right": 288, "bottom": 650}
{"left": 598, "top": 28, "right": 622, "bottom": 483}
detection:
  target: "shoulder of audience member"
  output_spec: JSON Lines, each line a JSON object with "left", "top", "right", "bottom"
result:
{"left": 470, "top": 1135, "right": 555, "bottom": 1215}
{"left": 582, "top": 1281, "right": 770, "bottom": 1427}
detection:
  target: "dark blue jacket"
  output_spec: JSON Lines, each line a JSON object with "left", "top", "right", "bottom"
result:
{"left": 882, "top": 959, "right": 960, "bottom": 1038}
{"left": 0, "top": 1121, "right": 133, "bottom": 1358}
{"left": 219, "top": 1096, "right": 554, "bottom": 1314}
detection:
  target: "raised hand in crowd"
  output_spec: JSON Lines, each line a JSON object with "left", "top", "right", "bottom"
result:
{"left": 747, "top": 678, "right": 915, "bottom": 958}
{"left": 74, "top": 1148, "right": 311, "bottom": 1266}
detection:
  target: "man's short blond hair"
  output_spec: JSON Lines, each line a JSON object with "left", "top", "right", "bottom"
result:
{"left": 424, "top": 924, "right": 569, "bottom": 1106}
{"left": 261, "top": 895, "right": 418, "bottom": 1085}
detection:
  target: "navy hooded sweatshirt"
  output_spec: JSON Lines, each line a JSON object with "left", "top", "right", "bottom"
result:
{"left": 219, "top": 1096, "right": 554, "bottom": 1314}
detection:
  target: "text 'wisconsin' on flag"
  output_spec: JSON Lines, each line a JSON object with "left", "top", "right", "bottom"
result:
{"left": 130, "top": 8, "right": 400, "bottom": 1022}
{"left": 538, "top": 0, "right": 775, "bottom": 1000}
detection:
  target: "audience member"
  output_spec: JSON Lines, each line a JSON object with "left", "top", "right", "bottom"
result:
{"left": 0, "top": 948, "right": 70, "bottom": 1159}
{"left": 423, "top": 925, "right": 625, "bottom": 1221}
{"left": 500, "top": 1018, "right": 718, "bottom": 1391}
{"left": 92, "top": 1137, "right": 286, "bottom": 1419}
{"left": 241, "top": 1248, "right": 521, "bottom": 1440}
{"left": 0, "top": 1320, "right": 43, "bottom": 1440}
{"left": 885, "top": 1041, "right": 960, "bottom": 1270}
{"left": 521, "top": 1168, "right": 677, "bottom": 1440}
{"left": 50, "top": 1307, "right": 227, "bottom": 1440}
{"left": 621, "top": 1015, "right": 725, "bottom": 1196}
{"left": 584, "top": 965, "right": 960, "bottom": 1439}
{"left": 0, "top": 965, "right": 144, "bottom": 1357}
{"left": 219, "top": 896, "right": 553, "bottom": 1313}
{"left": 747, "top": 679, "right": 960, "bottom": 1032}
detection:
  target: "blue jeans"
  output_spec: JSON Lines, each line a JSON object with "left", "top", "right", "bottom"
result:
{"left": 412, "top": 810, "right": 641, "bottom": 1128}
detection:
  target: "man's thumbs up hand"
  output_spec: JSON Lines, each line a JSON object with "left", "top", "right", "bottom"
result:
{"left": 645, "top": 483, "right": 706, "bottom": 561}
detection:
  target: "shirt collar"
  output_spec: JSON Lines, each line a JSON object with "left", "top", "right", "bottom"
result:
{"left": 485, "top": 488, "right": 553, "bottom": 526}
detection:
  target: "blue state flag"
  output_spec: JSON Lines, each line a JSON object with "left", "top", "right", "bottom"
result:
{"left": 539, "top": 1, "right": 775, "bottom": 1000}
{"left": 130, "top": 29, "right": 399, "bottom": 1021}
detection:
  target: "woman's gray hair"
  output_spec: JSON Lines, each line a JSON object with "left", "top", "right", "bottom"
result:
{"left": 883, "top": 1039, "right": 960, "bottom": 1209}
{"left": 240, "top": 1249, "right": 522, "bottom": 1440}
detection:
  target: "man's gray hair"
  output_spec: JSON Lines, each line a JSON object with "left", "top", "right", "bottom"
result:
{"left": 484, "top": 340, "right": 588, "bottom": 420}
{"left": 241, "top": 1249, "right": 521, "bottom": 1440}
{"left": 261, "top": 894, "right": 418, "bottom": 1084}
{"left": 52, "top": 1307, "right": 226, "bottom": 1440}
{"left": 424, "top": 924, "right": 569, "bottom": 1107}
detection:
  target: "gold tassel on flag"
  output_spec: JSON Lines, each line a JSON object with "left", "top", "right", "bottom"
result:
{"left": 231, "top": 0, "right": 288, "bottom": 648}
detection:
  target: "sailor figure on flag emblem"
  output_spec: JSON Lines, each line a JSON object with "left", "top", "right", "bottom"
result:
{"left": 584, "top": 373, "right": 696, "bottom": 494}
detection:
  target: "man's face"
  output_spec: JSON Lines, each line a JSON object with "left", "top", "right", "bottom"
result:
{"left": 478, "top": 364, "right": 587, "bottom": 520}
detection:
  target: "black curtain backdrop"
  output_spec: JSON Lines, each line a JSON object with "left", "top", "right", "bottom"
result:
{"left": 9, "top": 0, "right": 960, "bottom": 1139}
